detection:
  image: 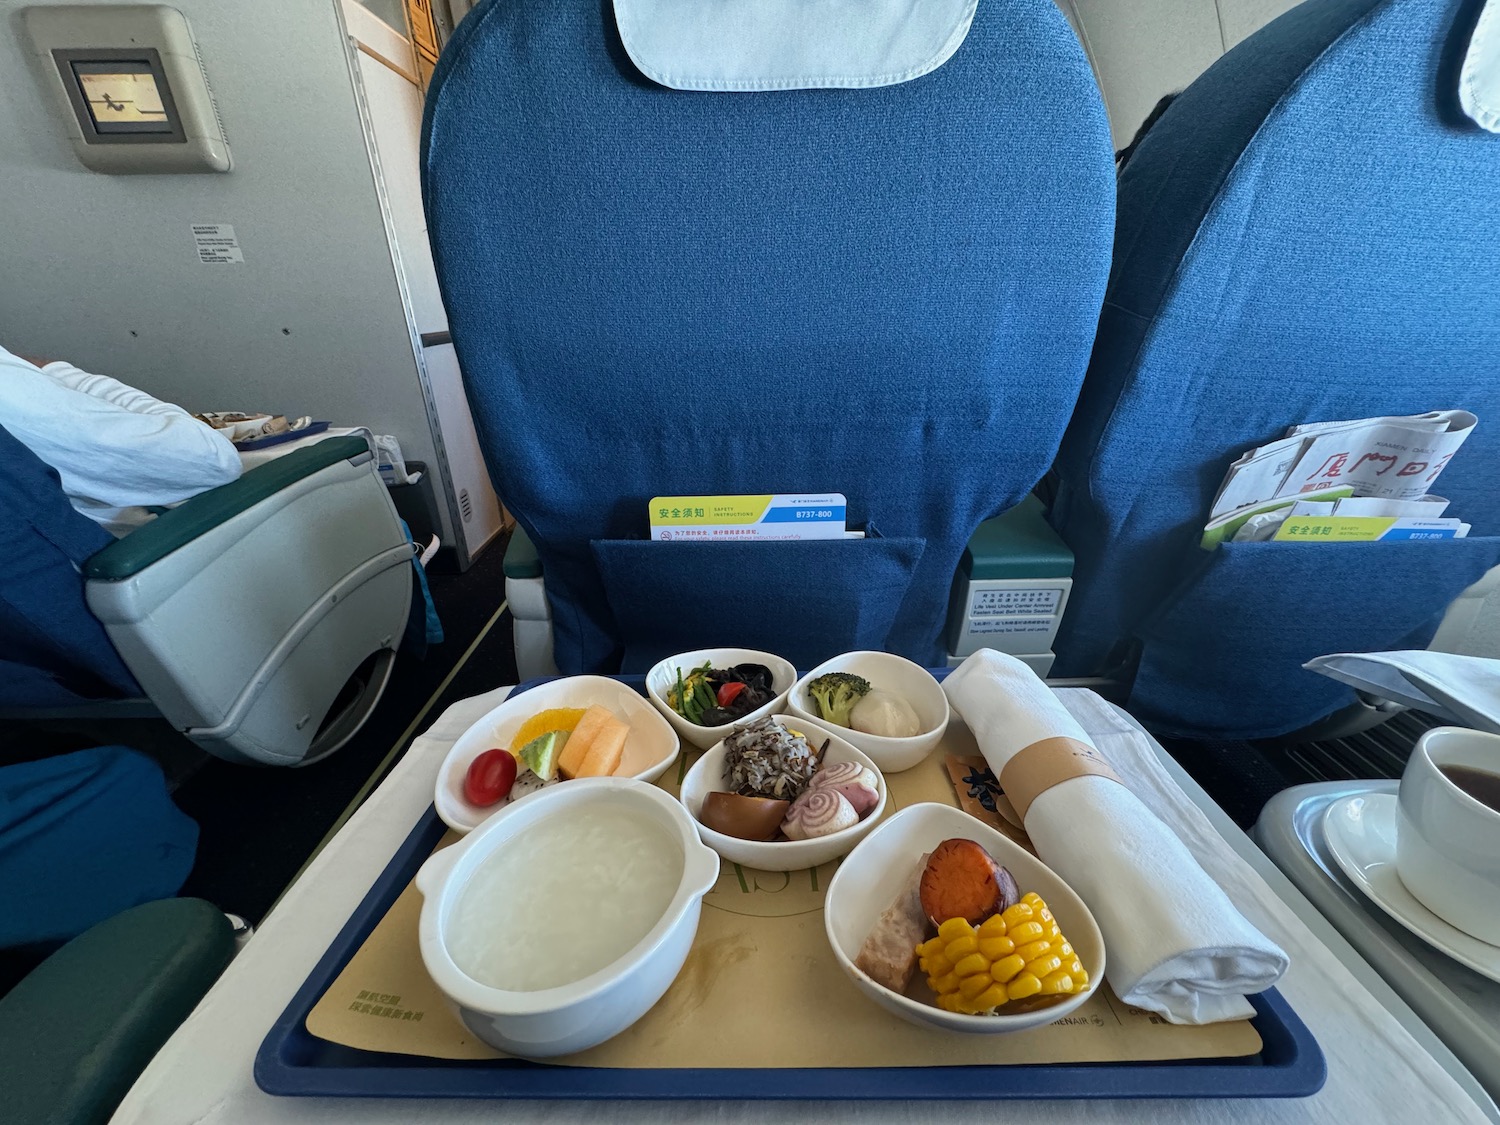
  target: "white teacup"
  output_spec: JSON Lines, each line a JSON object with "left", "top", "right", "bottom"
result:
{"left": 1396, "top": 727, "right": 1500, "bottom": 945}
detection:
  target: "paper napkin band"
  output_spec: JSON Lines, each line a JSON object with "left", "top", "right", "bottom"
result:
{"left": 999, "top": 736, "right": 1124, "bottom": 823}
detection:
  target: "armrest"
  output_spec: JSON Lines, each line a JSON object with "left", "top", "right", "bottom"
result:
{"left": 0, "top": 898, "right": 233, "bottom": 1125}
{"left": 947, "top": 495, "right": 1076, "bottom": 666}
{"left": 962, "top": 494, "right": 1075, "bottom": 580}
{"left": 83, "top": 437, "right": 412, "bottom": 765}
{"left": 84, "top": 435, "right": 372, "bottom": 581}
{"left": 504, "top": 522, "right": 543, "bottom": 579}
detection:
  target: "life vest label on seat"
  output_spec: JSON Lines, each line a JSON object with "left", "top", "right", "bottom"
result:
{"left": 971, "top": 587, "right": 1062, "bottom": 617}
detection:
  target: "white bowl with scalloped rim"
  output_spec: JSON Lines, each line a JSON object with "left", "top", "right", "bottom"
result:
{"left": 434, "top": 676, "right": 679, "bottom": 833}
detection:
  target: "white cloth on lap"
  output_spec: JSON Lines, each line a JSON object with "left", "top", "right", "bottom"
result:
{"left": 0, "top": 345, "right": 240, "bottom": 536}
{"left": 943, "top": 649, "right": 1289, "bottom": 1024}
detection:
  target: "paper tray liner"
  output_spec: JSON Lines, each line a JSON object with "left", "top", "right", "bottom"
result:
{"left": 305, "top": 719, "right": 1263, "bottom": 1067}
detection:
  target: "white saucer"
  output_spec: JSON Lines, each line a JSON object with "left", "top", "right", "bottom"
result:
{"left": 1322, "top": 793, "right": 1500, "bottom": 984}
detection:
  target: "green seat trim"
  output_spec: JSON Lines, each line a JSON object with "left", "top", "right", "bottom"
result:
{"left": 85, "top": 435, "right": 372, "bottom": 582}
{"left": 504, "top": 523, "right": 543, "bottom": 579}
{"left": 960, "top": 494, "right": 1075, "bottom": 580}
{"left": 0, "top": 898, "right": 233, "bottom": 1125}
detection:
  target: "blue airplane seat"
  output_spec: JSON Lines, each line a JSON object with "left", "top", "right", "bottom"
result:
{"left": 1048, "top": 0, "right": 1500, "bottom": 739}
{"left": 421, "top": 0, "right": 1116, "bottom": 674}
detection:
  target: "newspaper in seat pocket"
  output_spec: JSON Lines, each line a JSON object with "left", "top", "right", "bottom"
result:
{"left": 1203, "top": 411, "right": 1476, "bottom": 546}
{"left": 1275, "top": 411, "right": 1475, "bottom": 502}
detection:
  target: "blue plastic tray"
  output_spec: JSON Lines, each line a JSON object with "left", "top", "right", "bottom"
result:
{"left": 231, "top": 420, "right": 330, "bottom": 450}
{"left": 255, "top": 677, "right": 1326, "bottom": 1101}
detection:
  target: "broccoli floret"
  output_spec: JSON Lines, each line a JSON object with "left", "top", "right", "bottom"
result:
{"left": 807, "top": 672, "right": 872, "bottom": 728}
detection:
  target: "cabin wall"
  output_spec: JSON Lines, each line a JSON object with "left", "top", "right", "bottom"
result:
{"left": 1057, "top": 0, "right": 1304, "bottom": 145}
{"left": 0, "top": 0, "right": 458, "bottom": 545}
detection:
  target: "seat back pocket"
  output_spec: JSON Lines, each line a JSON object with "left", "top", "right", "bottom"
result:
{"left": 591, "top": 535, "right": 927, "bottom": 673}
{"left": 1132, "top": 536, "right": 1500, "bottom": 740}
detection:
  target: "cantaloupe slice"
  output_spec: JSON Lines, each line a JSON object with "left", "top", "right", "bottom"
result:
{"left": 557, "top": 705, "right": 616, "bottom": 779}
{"left": 576, "top": 718, "right": 629, "bottom": 778}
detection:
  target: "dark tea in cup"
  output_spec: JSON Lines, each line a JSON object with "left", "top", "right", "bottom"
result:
{"left": 1440, "top": 765, "right": 1500, "bottom": 814}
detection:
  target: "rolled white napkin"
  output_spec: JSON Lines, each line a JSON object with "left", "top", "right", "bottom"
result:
{"left": 943, "top": 650, "right": 1288, "bottom": 1024}
{"left": 1305, "top": 650, "right": 1500, "bottom": 735}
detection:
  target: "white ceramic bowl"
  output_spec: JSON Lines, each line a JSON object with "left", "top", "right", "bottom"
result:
{"left": 645, "top": 648, "right": 798, "bottom": 750}
{"left": 786, "top": 651, "right": 950, "bottom": 773}
{"left": 415, "top": 777, "right": 720, "bottom": 1058}
{"left": 825, "top": 802, "right": 1104, "bottom": 1034}
{"left": 679, "top": 714, "right": 888, "bottom": 872}
{"left": 434, "top": 676, "right": 680, "bottom": 833}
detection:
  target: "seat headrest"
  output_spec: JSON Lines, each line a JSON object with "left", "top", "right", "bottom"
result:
{"left": 1462, "top": 0, "right": 1499, "bottom": 132}
{"left": 612, "top": 0, "right": 977, "bottom": 90}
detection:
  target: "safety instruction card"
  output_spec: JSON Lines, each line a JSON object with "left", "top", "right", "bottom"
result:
{"left": 648, "top": 494, "right": 846, "bottom": 541}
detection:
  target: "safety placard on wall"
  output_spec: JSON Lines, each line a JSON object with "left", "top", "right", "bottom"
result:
{"left": 190, "top": 222, "right": 243, "bottom": 264}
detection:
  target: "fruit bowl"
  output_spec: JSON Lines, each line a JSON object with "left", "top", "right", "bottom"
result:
{"left": 434, "top": 676, "right": 679, "bottom": 834}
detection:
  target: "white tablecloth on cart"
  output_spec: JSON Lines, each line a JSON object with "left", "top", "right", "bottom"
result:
{"left": 111, "top": 687, "right": 1497, "bottom": 1124}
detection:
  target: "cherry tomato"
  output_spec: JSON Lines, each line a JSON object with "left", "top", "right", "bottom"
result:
{"left": 464, "top": 748, "right": 517, "bottom": 806}
{"left": 716, "top": 681, "right": 747, "bottom": 708}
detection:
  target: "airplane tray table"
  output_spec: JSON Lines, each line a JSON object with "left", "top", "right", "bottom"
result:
{"left": 1254, "top": 780, "right": 1500, "bottom": 1101}
{"left": 255, "top": 676, "right": 1325, "bottom": 1102}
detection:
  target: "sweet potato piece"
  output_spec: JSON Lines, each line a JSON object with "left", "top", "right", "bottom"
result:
{"left": 919, "top": 838, "right": 1008, "bottom": 927}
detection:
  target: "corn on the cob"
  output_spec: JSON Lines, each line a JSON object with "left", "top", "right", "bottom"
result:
{"left": 914, "top": 892, "right": 1088, "bottom": 1015}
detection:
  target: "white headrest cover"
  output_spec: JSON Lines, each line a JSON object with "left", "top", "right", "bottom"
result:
{"left": 613, "top": 0, "right": 977, "bottom": 91}
{"left": 1461, "top": 0, "right": 1500, "bottom": 132}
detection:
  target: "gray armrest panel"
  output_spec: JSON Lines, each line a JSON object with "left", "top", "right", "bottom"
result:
{"left": 86, "top": 445, "right": 412, "bottom": 765}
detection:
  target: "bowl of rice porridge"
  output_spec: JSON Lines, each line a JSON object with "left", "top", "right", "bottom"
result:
{"left": 415, "top": 776, "right": 720, "bottom": 1057}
